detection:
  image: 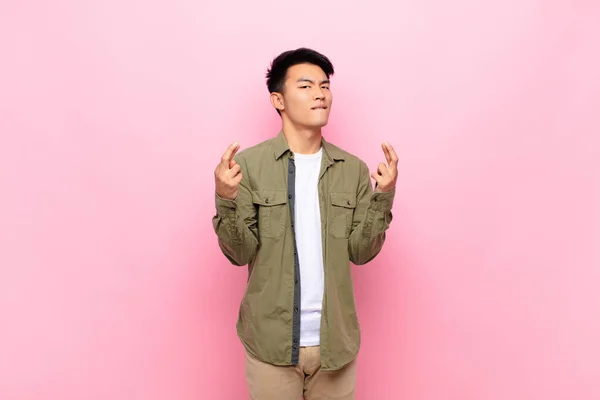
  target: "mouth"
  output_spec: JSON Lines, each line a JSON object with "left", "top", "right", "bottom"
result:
{"left": 311, "top": 106, "right": 328, "bottom": 110}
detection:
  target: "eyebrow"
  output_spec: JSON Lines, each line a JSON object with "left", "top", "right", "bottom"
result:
{"left": 297, "top": 78, "right": 330, "bottom": 85}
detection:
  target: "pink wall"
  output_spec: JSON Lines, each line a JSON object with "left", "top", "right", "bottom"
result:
{"left": 1, "top": 1, "right": 599, "bottom": 399}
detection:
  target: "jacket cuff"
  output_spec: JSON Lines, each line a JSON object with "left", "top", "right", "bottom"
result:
{"left": 370, "top": 188, "right": 395, "bottom": 212}
{"left": 215, "top": 193, "right": 238, "bottom": 215}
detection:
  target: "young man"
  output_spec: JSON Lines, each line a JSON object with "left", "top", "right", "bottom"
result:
{"left": 212, "top": 48, "right": 397, "bottom": 399}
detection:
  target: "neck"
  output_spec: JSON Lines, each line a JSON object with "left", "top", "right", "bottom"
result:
{"left": 281, "top": 120, "right": 322, "bottom": 155}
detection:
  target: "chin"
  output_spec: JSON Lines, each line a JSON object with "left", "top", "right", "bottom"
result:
{"left": 292, "top": 116, "right": 330, "bottom": 129}
{"left": 310, "top": 118, "right": 330, "bottom": 128}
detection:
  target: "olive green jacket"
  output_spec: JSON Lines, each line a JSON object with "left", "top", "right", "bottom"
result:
{"left": 212, "top": 131, "right": 395, "bottom": 371}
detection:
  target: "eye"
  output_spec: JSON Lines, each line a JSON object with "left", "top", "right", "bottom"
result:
{"left": 321, "top": 86, "right": 330, "bottom": 90}
{"left": 300, "top": 85, "right": 310, "bottom": 89}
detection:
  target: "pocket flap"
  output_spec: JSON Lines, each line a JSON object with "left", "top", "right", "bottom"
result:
{"left": 330, "top": 192, "right": 357, "bottom": 208}
{"left": 252, "top": 189, "right": 288, "bottom": 206}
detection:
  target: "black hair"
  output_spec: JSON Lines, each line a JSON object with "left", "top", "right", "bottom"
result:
{"left": 266, "top": 48, "right": 335, "bottom": 114}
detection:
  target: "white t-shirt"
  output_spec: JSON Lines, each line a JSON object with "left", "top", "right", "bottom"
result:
{"left": 293, "top": 148, "right": 324, "bottom": 346}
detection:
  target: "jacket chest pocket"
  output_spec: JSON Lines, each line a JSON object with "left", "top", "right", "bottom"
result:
{"left": 329, "top": 192, "right": 357, "bottom": 238}
{"left": 252, "top": 189, "right": 288, "bottom": 239}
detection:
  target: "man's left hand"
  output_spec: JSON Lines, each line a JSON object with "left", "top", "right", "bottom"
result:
{"left": 371, "top": 142, "right": 398, "bottom": 193}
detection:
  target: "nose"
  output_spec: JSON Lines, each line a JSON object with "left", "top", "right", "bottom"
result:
{"left": 314, "top": 88, "right": 325, "bottom": 100}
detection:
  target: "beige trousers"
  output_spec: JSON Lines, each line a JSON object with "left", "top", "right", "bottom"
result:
{"left": 244, "top": 346, "right": 357, "bottom": 400}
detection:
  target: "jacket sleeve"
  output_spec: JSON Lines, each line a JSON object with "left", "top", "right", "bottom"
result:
{"left": 348, "top": 161, "right": 395, "bottom": 265}
{"left": 211, "top": 156, "right": 259, "bottom": 266}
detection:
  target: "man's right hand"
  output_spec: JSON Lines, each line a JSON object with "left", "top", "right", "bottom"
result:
{"left": 215, "top": 142, "right": 242, "bottom": 200}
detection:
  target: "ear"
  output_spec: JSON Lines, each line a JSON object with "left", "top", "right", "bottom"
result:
{"left": 270, "top": 92, "right": 284, "bottom": 112}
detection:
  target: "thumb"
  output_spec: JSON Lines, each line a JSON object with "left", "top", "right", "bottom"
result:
{"left": 371, "top": 172, "right": 382, "bottom": 182}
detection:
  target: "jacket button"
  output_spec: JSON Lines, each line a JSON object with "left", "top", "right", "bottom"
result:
{"left": 347, "top": 200, "right": 351, "bottom": 205}
{"left": 294, "top": 307, "right": 298, "bottom": 313}
{"left": 288, "top": 194, "right": 292, "bottom": 199}
{"left": 265, "top": 198, "right": 269, "bottom": 204}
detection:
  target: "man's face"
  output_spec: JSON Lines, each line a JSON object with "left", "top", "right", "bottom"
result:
{"left": 279, "top": 63, "right": 332, "bottom": 128}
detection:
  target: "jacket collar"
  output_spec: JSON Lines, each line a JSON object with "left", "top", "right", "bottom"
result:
{"left": 272, "top": 130, "right": 345, "bottom": 162}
